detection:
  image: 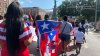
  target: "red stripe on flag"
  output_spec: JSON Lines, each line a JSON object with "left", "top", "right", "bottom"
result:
{"left": 20, "top": 33, "right": 32, "bottom": 41}
{"left": 40, "top": 33, "right": 48, "bottom": 56}
{"left": 0, "top": 24, "right": 6, "bottom": 28}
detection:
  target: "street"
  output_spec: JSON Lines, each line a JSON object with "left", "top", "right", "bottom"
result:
{"left": 66, "top": 31, "right": 100, "bottom": 56}
{"left": 28, "top": 31, "right": 100, "bottom": 56}
{"left": 0, "top": 0, "right": 100, "bottom": 56}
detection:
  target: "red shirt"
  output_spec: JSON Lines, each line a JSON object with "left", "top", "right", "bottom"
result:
{"left": 0, "top": 23, "right": 32, "bottom": 56}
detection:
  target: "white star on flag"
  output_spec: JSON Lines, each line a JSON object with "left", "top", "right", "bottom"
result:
{"left": 41, "top": 22, "right": 49, "bottom": 30}
{"left": 50, "top": 33, "right": 53, "bottom": 36}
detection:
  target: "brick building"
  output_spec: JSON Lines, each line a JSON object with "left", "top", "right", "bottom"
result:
{"left": 23, "top": 7, "right": 46, "bottom": 19}
{"left": 0, "top": 0, "right": 17, "bottom": 16}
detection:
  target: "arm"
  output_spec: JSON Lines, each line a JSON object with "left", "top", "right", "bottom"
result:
{"left": 20, "top": 24, "right": 34, "bottom": 46}
{"left": 83, "top": 33, "right": 86, "bottom": 43}
{"left": 24, "top": 37, "right": 33, "bottom": 46}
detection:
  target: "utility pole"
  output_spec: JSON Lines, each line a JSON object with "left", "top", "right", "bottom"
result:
{"left": 53, "top": 0, "right": 57, "bottom": 20}
{"left": 95, "top": 0, "right": 97, "bottom": 25}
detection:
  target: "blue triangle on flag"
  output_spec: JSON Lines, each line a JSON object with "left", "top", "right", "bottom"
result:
{"left": 36, "top": 20, "right": 61, "bottom": 34}
{"left": 47, "top": 30, "right": 58, "bottom": 40}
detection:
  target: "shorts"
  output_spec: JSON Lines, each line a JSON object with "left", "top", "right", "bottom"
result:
{"left": 76, "top": 43, "right": 82, "bottom": 47}
{"left": 74, "top": 37, "right": 76, "bottom": 40}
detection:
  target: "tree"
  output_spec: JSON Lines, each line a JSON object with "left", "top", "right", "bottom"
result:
{"left": 57, "top": 0, "right": 79, "bottom": 17}
{"left": 57, "top": 0, "right": 100, "bottom": 22}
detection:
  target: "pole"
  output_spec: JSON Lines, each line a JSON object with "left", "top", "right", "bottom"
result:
{"left": 95, "top": 0, "right": 97, "bottom": 25}
{"left": 53, "top": 0, "right": 57, "bottom": 20}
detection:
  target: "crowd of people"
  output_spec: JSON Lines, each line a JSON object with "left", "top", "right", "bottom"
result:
{"left": 0, "top": 1, "right": 89, "bottom": 56}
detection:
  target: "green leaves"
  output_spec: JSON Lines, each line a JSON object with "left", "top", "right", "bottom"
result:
{"left": 57, "top": 0, "right": 100, "bottom": 21}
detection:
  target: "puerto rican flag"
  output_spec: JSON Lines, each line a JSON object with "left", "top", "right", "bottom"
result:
{"left": 36, "top": 20, "right": 61, "bottom": 56}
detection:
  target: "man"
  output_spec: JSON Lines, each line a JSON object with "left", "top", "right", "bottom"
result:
{"left": 59, "top": 15, "right": 73, "bottom": 55}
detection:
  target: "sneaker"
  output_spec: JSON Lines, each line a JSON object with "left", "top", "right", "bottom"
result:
{"left": 76, "top": 50, "right": 78, "bottom": 54}
{"left": 76, "top": 51, "right": 80, "bottom": 55}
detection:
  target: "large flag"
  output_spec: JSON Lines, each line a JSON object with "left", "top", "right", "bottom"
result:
{"left": 36, "top": 20, "right": 61, "bottom": 56}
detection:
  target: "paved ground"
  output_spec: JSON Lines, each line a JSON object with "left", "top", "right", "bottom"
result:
{"left": 28, "top": 31, "right": 100, "bottom": 56}
{"left": 66, "top": 31, "right": 100, "bottom": 56}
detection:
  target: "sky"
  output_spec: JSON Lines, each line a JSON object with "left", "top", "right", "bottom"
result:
{"left": 18, "top": 0, "right": 64, "bottom": 10}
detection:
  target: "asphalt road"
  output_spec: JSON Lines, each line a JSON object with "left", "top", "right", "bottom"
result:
{"left": 65, "top": 31, "right": 100, "bottom": 56}
{"left": 28, "top": 31, "right": 100, "bottom": 56}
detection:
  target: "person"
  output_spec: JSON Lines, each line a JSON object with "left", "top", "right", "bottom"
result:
{"left": 85, "top": 20, "right": 89, "bottom": 34}
{"left": 59, "top": 15, "right": 73, "bottom": 55}
{"left": 23, "top": 15, "right": 31, "bottom": 26}
{"left": 35, "top": 15, "right": 42, "bottom": 49}
{"left": 74, "top": 28, "right": 85, "bottom": 54}
{"left": 68, "top": 16, "right": 75, "bottom": 28}
{"left": 80, "top": 20, "right": 86, "bottom": 34}
{"left": 71, "top": 22, "right": 80, "bottom": 46}
{"left": 0, "top": 2, "right": 33, "bottom": 56}
{"left": 33, "top": 15, "right": 42, "bottom": 27}
{"left": 44, "top": 14, "right": 49, "bottom": 20}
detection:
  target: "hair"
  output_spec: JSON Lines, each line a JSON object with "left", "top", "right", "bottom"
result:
{"left": 44, "top": 14, "right": 49, "bottom": 20}
{"left": 36, "top": 15, "right": 41, "bottom": 20}
{"left": 75, "top": 22, "right": 79, "bottom": 27}
{"left": 78, "top": 28, "right": 82, "bottom": 32}
{"left": 63, "top": 15, "right": 68, "bottom": 21}
{"left": 81, "top": 20, "right": 85, "bottom": 25}
{"left": 5, "top": 2, "right": 24, "bottom": 56}
{"left": 33, "top": 15, "right": 41, "bottom": 27}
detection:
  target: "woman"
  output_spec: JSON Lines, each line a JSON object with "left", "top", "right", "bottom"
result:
{"left": 0, "top": 2, "right": 33, "bottom": 56}
{"left": 35, "top": 15, "right": 42, "bottom": 49}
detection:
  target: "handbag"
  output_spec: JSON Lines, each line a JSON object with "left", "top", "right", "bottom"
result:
{"left": 59, "top": 23, "right": 70, "bottom": 41}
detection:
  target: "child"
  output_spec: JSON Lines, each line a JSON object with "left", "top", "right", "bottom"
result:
{"left": 74, "top": 28, "right": 86, "bottom": 54}
{"left": 70, "top": 22, "right": 79, "bottom": 46}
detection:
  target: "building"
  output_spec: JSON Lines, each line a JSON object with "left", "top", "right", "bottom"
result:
{"left": 46, "top": 11, "right": 53, "bottom": 19}
{"left": 23, "top": 7, "right": 46, "bottom": 19}
{"left": 0, "top": 0, "right": 17, "bottom": 16}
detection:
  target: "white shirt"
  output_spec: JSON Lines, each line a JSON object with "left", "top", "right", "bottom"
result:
{"left": 74, "top": 31, "right": 85, "bottom": 43}
{"left": 30, "top": 26, "right": 37, "bottom": 41}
